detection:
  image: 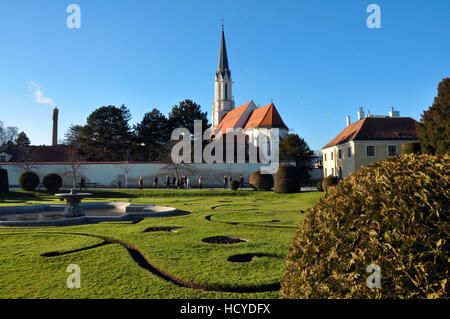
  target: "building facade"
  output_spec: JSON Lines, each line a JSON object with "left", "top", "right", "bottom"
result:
{"left": 322, "top": 111, "right": 418, "bottom": 179}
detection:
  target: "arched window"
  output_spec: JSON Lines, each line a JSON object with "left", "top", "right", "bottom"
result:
{"left": 225, "top": 84, "right": 228, "bottom": 100}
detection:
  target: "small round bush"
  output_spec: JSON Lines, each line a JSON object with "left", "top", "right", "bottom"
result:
{"left": 19, "top": 171, "right": 40, "bottom": 191}
{"left": 402, "top": 142, "right": 421, "bottom": 155}
{"left": 0, "top": 168, "right": 9, "bottom": 193}
{"left": 316, "top": 179, "right": 323, "bottom": 192}
{"left": 322, "top": 175, "right": 339, "bottom": 193}
{"left": 249, "top": 170, "right": 273, "bottom": 191}
{"left": 43, "top": 173, "right": 63, "bottom": 192}
{"left": 230, "top": 180, "right": 240, "bottom": 191}
{"left": 274, "top": 164, "right": 299, "bottom": 194}
{"left": 281, "top": 154, "right": 449, "bottom": 299}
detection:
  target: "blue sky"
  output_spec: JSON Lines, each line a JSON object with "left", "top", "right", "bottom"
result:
{"left": 0, "top": 0, "right": 449, "bottom": 151}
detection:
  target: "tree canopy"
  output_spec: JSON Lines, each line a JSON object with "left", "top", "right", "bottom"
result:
{"left": 134, "top": 108, "right": 170, "bottom": 161}
{"left": 416, "top": 77, "right": 450, "bottom": 155}
{"left": 78, "top": 105, "right": 133, "bottom": 161}
{"left": 15, "top": 132, "right": 31, "bottom": 146}
{"left": 279, "top": 133, "right": 314, "bottom": 182}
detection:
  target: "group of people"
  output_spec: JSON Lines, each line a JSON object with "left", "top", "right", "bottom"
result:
{"left": 137, "top": 175, "right": 199, "bottom": 190}
{"left": 136, "top": 174, "right": 245, "bottom": 190}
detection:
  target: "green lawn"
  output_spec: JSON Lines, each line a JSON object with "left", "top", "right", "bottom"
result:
{"left": 0, "top": 189, "right": 322, "bottom": 299}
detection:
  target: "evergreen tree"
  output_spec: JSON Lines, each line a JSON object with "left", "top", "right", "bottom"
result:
{"left": 416, "top": 78, "right": 450, "bottom": 155}
{"left": 79, "top": 105, "right": 133, "bottom": 161}
{"left": 63, "top": 125, "right": 84, "bottom": 146}
{"left": 134, "top": 108, "right": 170, "bottom": 161}
{"left": 168, "top": 99, "right": 210, "bottom": 134}
{"left": 15, "top": 132, "right": 31, "bottom": 146}
{"left": 279, "top": 133, "right": 314, "bottom": 183}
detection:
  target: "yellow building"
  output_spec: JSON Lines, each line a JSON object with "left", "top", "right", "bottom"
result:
{"left": 322, "top": 116, "right": 418, "bottom": 179}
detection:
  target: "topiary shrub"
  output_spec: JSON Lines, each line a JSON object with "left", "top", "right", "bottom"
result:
{"left": 274, "top": 164, "right": 299, "bottom": 193}
{"left": 402, "top": 142, "right": 421, "bottom": 155}
{"left": 43, "top": 173, "right": 63, "bottom": 192}
{"left": 230, "top": 180, "right": 240, "bottom": 191}
{"left": 19, "top": 171, "right": 40, "bottom": 191}
{"left": 249, "top": 170, "right": 274, "bottom": 191}
{"left": 316, "top": 179, "right": 323, "bottom": 192}
{"left": 322, "top": 175, "right": 339, "bottom": 193}
{"left": 0, "top": 168, "right": 9, "bottom": 193}
{"left": 281, "top": 154, "right": 449, "bottom": 299}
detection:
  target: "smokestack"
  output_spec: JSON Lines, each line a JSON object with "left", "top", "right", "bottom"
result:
{"left": 346, "top": 115, "right": 351, "bottom": 127}
{"left": 52, "top": 107, "right": 58, "bottom": 146}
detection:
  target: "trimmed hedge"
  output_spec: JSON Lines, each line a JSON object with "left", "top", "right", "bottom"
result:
{"left": 281, "top": 154, "right": 450, "bottom": 299}
{"left": 43, "top": 173, "right": 63, "bottom": 192}
{"left": 19, "top": 171, "right": 40, "bottom": 191}
{"left": 249, "top": 170, "right": 274, "bottom": 191}
{"left": 0, "top": 168, "right": 9, "bottom": 193}
{"left": 402, "top": 142, "right": 421, "bottom": 155}
{"left": 274, "top": 164, "right": 299, "bottom": 193}
{"left": 230, "top": 180, "right": 240, "bottom": 191}
{"left": 322, "top": 175, "right": 339, "bottom": 193}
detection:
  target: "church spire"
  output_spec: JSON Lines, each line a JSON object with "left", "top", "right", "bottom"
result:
{"left": 212, "top": 25, "right": 235, "bottom": 127}
{"left": 217, "top": 26, "right": 230, "bottom": 77}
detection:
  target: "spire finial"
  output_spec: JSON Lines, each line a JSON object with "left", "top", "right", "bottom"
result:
{"left": 221, "top": 18, "right": 224, "bottom": 31}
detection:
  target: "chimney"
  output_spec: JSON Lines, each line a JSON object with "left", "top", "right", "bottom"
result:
{"left": 346, "top": 115, "right": 351, "bottom": 127}
{"left": 357, "top": 107, "right": 365, "bottom": 120}
{"left": 52, "top": 107, "right": 58, "bottom": 146}
{"left": 389, "top": 106, "right": 400, "bottom": 117}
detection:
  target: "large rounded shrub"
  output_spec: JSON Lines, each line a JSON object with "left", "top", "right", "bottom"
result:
{"left": 230, "top": 180, "right": 240, "bottom": 191}
{"left": 322, "top": 175, "right": 339, "bottom": 193}
{"left": 281, "top": 154, "right": 449, "bottom": 299}
{"left": 19, "top": 171, "right": 40, "bottom": 191}
{"left": 0, "top": 168, "right": 9, "bottom": 192}
{"left": 274, "top": 164, "right": 299, "bottom": 193}
{"left": 43, "top": 173, "right": 63, "bottom": 192}
{"left": 249, "top": 170, "right": 273, "bottom": 191}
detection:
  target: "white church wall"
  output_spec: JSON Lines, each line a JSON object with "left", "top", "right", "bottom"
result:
{"left": 1, "top": 162, "right": 281, "bottom": 188}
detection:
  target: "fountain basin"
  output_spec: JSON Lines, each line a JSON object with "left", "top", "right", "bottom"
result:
{"left": 55, "top": 189, "right": 93, "bottom": 217}
{"left": 0, "top": 202, "right": 185, "bottom": 227}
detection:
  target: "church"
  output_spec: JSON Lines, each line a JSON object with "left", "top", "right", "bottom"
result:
{"left": 211, "top": 27, "right": 289, "bottom": 158}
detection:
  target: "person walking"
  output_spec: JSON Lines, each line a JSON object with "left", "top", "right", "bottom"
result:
{"left": 138, "top": 177, "right": 143, "bottom": 190}
{"left": 166, "top": 175, "right": 170, "bottom": 188}
{"left": 153, "top": 176, "right": 158, "bottom": 189}
{"left": 80, "top": 177, "right": 86, "bottom": 190}
{"left": 172, "top": 176, "right": 177, "bottom": 189}
{"left": 223, "top": 175, "right": 228, "bottom": 189}
{"left": 198, "top": 176, "right": 203, "bottom": 190}
{"left": 239, "top": 174, "right": 244, "bottom": 188}
{"left": 186, "top": 177, "right": 191, "bottom": 189}
{"left": 183, "top": 176, "right": 187, "bottom": 190}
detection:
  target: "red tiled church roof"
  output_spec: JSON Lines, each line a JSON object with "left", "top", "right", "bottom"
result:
{"left": 215, "top": 101, "right": 253, "bottom": 134}
{"left": 243, "top": 103, "right": 288, "bottom": 130}
{"left": 322, "top": 117, "right": 418, "bottom": 149}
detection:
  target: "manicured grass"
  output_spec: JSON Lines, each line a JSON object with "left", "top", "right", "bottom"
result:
{"left": 0, "top": 189, "right": 322, "bottom": 299}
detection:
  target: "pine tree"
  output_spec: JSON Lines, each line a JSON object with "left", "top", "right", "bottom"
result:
{"left": 15, "top": 132, "right": 31, "bottom": 146}
{"left": 134, "top": 108, "right": 170, "bottom": 161}
{"left": 416, "top": 78, "right": 450, "bottom": 155}
{"left": 279, "top": 133, "right": 314, "bottom": 183}
{"left": 79, "top": 105, "right": 133, "bottom": 161}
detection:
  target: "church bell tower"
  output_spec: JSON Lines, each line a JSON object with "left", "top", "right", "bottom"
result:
{"left": 212, "top": 26, "right": 235, "bottom": 127}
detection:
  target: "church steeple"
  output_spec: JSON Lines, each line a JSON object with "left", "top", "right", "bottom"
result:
{"left": 217, "top": 27, "right": 230, "bottom": 78}
{"left": 213, "top": 26, "right": 235, "bottom": 127}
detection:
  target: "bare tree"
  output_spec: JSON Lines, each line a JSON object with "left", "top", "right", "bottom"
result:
{"left": 14, "top": 147, "right": 36, "bottom": 173}
{"left": 118, "top": 149, "right": 132, "bottom": 188}
{"left": 66, "top": 147, "right": 85, "bottom": 189}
